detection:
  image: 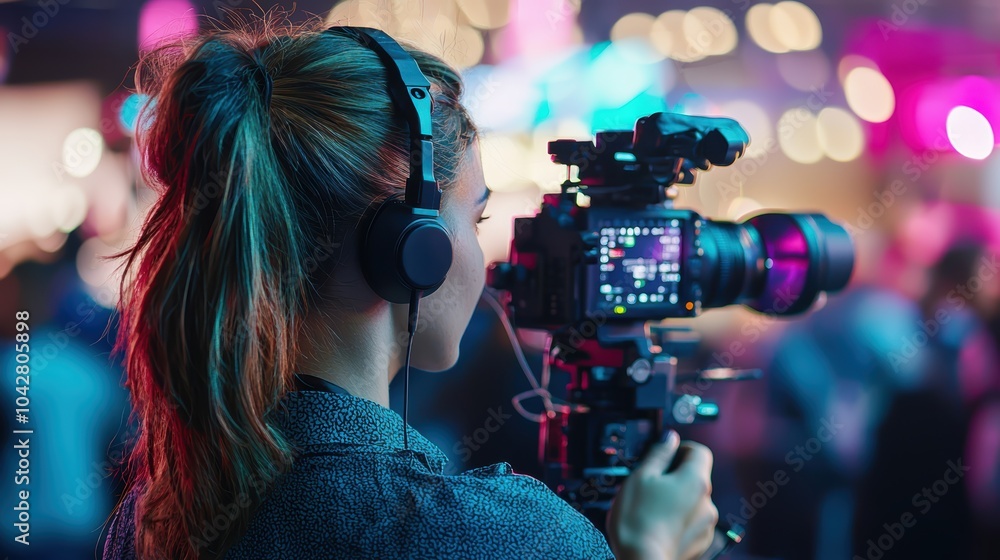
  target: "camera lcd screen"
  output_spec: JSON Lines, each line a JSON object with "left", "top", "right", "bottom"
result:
{"left": 596, "top": 220, "right": 683, "bottom": 314}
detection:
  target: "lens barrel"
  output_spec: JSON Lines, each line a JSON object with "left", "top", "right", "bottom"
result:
{"left": 699, "top": 213, "right": 854, "bottom": 315}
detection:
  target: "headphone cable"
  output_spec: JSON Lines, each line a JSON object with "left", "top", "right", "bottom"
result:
{"left": 402, "top": 290, "right": 421, "bottom": 452}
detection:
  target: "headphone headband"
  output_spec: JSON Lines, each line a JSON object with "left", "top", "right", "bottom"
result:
{"left": 325, "top": 26, "right": 453, "bottom": 304}
{"left": 325, "top": 26, "right": 440, "bottom": 212}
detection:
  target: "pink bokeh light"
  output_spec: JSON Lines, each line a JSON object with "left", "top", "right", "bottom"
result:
{"left": 843, "top": 20, "right": 1000, "bottom": 157}
{"left": 138, "top": 0, "right": 198, "bottom": 52}
{"left": 495, "top": 0, "right": 577, "bottom": 60}
{"left": 909, "top": 76, "right": 1000, "bottom": 153}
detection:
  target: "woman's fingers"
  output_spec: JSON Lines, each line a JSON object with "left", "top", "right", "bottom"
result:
{"left": 674, "top": 442, "right": 714, "bottom": 494}
{"left": 635, "top": 430, "right": 681, "bottom": 477}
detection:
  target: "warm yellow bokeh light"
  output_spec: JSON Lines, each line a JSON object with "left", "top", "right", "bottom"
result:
{"left": 611, "top": 12, "right": 663, "bottom": 64}
{"left": 770, "top": 1, "right": 822, "bottom": 51}
{"left": 746, "top": 4, "right": 788, "bottom": 54}
{"left": 325, "top": 0, "right": 396, "bottom": 31}
{"left": 726, "top": 196, "right": 764, "bottom": 220}
{"left": 816, "top": 107, "right": 865, "bottom": 162}
{"left": 778, "top": 108, "right": 823, "bottom": 164}
{"left": 683, "top": 7, "right": 738, "bottom": 57}
{"left": 651, "top": 10, "right": 705, "bottom": 63}
{"left": 449, "top": 25, "right": 486, "bottom": 68}
{"left": 837, "top": 54, "right": 878, "bottom": 84}
{"left": 456, "top": 0, "right": 510, "bottom": 30}
{"left": 748, "top": 2, "right": 822, "bottom": 53}
{"left": 844, "top": 66, "right": 895, "bottom": 123}
{"left": 397, "top": 16, "right": 484, "bottom": 69}
{"left": 612, "top": 12, "right": 656, "bottom": 41}
{"left": 480, "top": 133, "right": 532, "bottom": 191}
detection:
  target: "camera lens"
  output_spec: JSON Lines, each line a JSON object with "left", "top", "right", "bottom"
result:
{"left": 699, "top": 213, "right": 854, "bottom": 315}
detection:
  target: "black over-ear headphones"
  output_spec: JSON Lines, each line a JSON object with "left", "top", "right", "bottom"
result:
{"left": 325, "top": 26, "right": 453, "bottom": 304}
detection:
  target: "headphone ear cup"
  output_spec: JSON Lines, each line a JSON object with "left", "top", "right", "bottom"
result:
{"left": 361, "top": 200, "right": 453, "bottom": 304}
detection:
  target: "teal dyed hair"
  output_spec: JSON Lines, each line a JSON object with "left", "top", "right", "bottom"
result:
{"left": 112, "top": 14, "right": 476, "bottom": 559}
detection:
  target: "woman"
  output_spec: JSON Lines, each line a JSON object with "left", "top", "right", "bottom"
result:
{"left": 102, "top": 16, "right": 718, "bottom": 560}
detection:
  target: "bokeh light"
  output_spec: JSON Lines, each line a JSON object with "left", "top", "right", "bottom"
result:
{"left": 480, "top": 133, "right": 531, "bottom": 191}
{"left": 50, "top": 184, "right": 90, "bottom": 233}
{"left": 747, "top": 2, "right": 822, "bottom": 53}
{"left": 844, "top": 66, "right": 895, "bottom": 123}
{"left": 718, "top": 100, "right": 772, "bottom": 158}
{"left": 61, "top": 128, "right": 103, "bottom": 179}
{"left": 75, "top": 236, "right": 124, "bottom": 308}
{"left": 946, "top": 105, "right": 995, "bottom": 160}
{"left": 456, "top": 0, "right": 510, "bottom": 30}
{"left": 449, "top": 25, "right": 487, "bottom": 68}
{"left": 462, "top": 63, "right": 542, "bottom": 132}
{"left": 588, "top": 41, "right": 662, "bottom": 108}
{"left": 746, "top": 4, "right": 787, "bottom": 54}
{"left": 683, "top": 7, "right": 738, "bottom": 58}
{"left": 769, "top": 1, "right": 822, "bottom": 51}
{"left": 651, "top": 10, "right": 704, "bottom": 63}
{"left": 138, "top": 0, "right": 197, "bottom": 51}
{"left": 611, "top": 12, "right": 656, "bottom": 42}
{"left": 118, "top": 93, "right": 147, "bottom": 134}
{"left": 326, "top": 0, "right": 396, "bottom": 30}
{"left": 816, "top": 107, "right": 865, "bottom": 162}
{"left": 778, "top": 108, "right": 823, "bottom": 163}
{"left": 399, "top": 16, "right": 485, "bottom": 69}
{"left": 610, "top": 12, "right": 663, "bottom": 64}
{"left": 837, "top": 54, "right": 878, "bottom": 83}
{"left": 726, "top": 196, "right": 764, "bottom": 219}
{"left": 0, "top": 25, "right": 8, "bottom": 83}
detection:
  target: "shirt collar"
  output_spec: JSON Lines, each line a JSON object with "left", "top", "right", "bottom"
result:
{"left": 276, "top": 390, "right": 449, "bottom": 473}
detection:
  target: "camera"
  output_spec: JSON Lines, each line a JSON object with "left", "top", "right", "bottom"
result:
{"left": 489, "top": 112, "right": 854, "bottom": 327}
{"left": 487, "top": 112, "right": 855, "bottom": 556}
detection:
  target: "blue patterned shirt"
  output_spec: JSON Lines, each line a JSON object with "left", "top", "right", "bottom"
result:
{"left": 103, "top": 388, "right": 614, "bottom": 559}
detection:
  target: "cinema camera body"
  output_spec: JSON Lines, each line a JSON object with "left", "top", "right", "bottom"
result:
{"left": 487, "top": 112, "right": 855, "bottom": 550}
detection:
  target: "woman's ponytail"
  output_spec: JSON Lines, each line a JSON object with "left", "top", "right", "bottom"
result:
{"left": 113, "top": 15, "right": 476, "bottom": 559}
{"left": 119, "top": 32, "right": 307, "bottom": 560}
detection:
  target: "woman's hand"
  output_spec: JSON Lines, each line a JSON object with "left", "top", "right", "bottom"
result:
{"left": 607, "top": 431, "right": 718, "bottom": 560}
